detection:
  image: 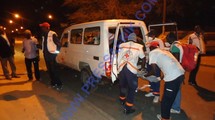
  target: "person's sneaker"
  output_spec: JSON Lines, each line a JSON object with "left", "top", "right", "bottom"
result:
{"left": 157, "top": 114, "right": 162, "bottom": 120}
{"left": 153, "top": 96, "right": 160, "bottom": 103}
{"left": 12, "top": 75, "right": 20, "bottom": 78}
{"left": 138, "top": 84, "right": 151, "bottom": 90}
{"left": 170, "top": 109, "right": 181, "bottom": 114}
{"left": 124, "top": 108, "right": 136, "bottom": 115}
{"left": 56, "top": 85, "right": 63, "bottom": 91}
{"left": 145, "top": 92, "right": 154, "bottom": 97}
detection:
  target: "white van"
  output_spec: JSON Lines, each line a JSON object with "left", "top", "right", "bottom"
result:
{"left": 56, "top": 19, "right": 148, "bottom": 84}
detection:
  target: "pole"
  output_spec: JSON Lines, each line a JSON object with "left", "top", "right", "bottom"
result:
{"left": 162, "top": 0, "right": 166, "bottom": 34}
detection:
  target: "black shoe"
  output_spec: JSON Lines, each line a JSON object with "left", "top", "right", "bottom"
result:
{"left": 28, "top": 78, "right": 33, "bottom": 81}
{"left": 36, "top": 78, "right": 41, "bottom": 81}
{"left": 12, "top": 75, "right": 20, "bottom": 78}
{"left": 124, "top": 108, "right": 136, "bottom": 115}
{"left": 119, "top": 99, "right": 125, "bottom": 105}
{"left": 189, "top": 82, "right": 197, "bottom": 86}
{"left": 6, "top": 76, "right": 12, "bottom": 80}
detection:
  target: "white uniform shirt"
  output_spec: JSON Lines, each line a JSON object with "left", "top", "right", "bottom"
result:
{"left": 188, "top": 32, "right": 206, "bottom": 54}
{"left": 146, "top": 37, "right": 165, "bottom": 49}
{"left": 23, "top": 37, "right": 38, "bottom": 59}
{"left": 145, "top": 37, "right": 165, "bottom": 62}
{"left": 118, "top": 41, "right": 145, "bottom": 74}
{"left": 149, "top": 48, "right": 185, "bottom": 82}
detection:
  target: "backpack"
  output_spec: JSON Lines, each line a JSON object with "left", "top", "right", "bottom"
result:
{"left": 171, "top": 41, "right": 199, "bottom": 72}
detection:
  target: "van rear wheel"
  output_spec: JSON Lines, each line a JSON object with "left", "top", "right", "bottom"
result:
{"left": 80, "top": 68, "right": 92, "bottom": 84}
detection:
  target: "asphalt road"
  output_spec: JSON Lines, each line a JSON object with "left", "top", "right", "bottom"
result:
{"left": 0, "top": 39, "right": 214, "bottom": 120}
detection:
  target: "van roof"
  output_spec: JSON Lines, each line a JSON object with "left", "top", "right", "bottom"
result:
{"left": 64, "top": 19, "right": 146, "bottom": 31}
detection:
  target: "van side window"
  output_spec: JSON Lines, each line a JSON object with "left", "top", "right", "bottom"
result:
{"left": 61, "top": 33, "right": 69, "bottom": 47}
{"left": 70, "top": 29, "right": 83, "bottom": 44}
{"left": 84, "top": 27, "right": 100, "bottom": 45}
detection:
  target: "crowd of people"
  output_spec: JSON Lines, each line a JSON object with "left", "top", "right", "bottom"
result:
{"left": 117, "top": 25, "right": 206, "bottom": 120}
{"left": 0, "top": 23, "right": 206, "bottom": 120}
{"left": 0, "top": 22, "right": 62, "bottom": 90}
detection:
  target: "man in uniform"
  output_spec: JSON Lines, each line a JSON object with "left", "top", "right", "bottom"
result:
{"left": 118, "top": 33, "right": 146, "bottom": 114}
{"left": 39, "top": 22, "right": 62, "bottom": 90}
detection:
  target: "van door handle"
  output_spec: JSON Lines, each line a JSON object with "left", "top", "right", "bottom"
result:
{"left": 93, "top": 56, "right": 99, "bottom": 61}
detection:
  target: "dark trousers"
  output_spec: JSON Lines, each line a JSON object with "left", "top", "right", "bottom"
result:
{"left": 44, "top": 57, "right": 62, "bottom": 86}
{"left": 0, "top": 56, "right": 17, "bottom": 77}
{"left": 161, "top": 75, "right": 184, "bottom": 119}
{"left": 119, "top": 66, "right": 138, "bottom": 109}
{"left": 189, "top": 54, "right": 201, "bottom": 84}
{"left": 25, "top": 57, "right": 40, "bottom": 80}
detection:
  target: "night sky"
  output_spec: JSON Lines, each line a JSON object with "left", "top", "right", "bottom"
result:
{"left": 0, "top": 0, "right": 65, "bottom": 34}
{"left": 0, "top": 0, "right": 214, "bottom": 34}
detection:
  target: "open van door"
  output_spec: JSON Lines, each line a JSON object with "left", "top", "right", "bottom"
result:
{"left": 111, "top": 22, "right": 148, "bottom": 83}
{"left": 147, "top": 22, "right": 178, "bottom": 50}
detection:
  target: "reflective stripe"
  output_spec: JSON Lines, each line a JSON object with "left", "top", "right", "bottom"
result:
{"left": 118, "top": 61, "right": 140, "bottom": 72}
{"left": 126, "top": 102, "right": 133, "bottom": 107}
{"left": 119, "top": 96, "right": 126, "bottom": 100}
{"left": 127, "top": 62, "right": 139, "bottom": 71}
{"left": 120, "top": 46, "right": 139, "bottom": 51}
{"left": 118, "top": 61, "right": 127, "bottom": 70}
{"left": 152, "top": 92, "right": 160, "bottom": 95}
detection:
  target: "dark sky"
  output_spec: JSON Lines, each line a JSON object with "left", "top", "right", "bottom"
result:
{"left": 0, "top": 0, "right": 214, "bottom": 33}
{"left": 0, "top": 0, "right": 65, "bottom": 34}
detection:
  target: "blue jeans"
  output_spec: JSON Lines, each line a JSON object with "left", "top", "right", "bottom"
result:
{"left": 147, "top": 63, "right": 161, "bottom": 96}
{"left": 172, "top": 88, "right": 181, "bottom": 111}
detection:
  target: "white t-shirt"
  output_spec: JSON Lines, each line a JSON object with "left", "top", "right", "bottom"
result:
{"left": 118, "top": 41, "right": 145, "bottom": 74}
{"left": 188, "top": 32, "right": 206, "bottom": 54}
{"left": 145, "top": 37, "right": 165, "bottom": 61}
{"left": 149, "top": 48, "right": 185, "bottom": 82}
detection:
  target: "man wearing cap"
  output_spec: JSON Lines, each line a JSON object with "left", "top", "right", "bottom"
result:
{"left": 22, "top": 29, "right": 40, "bottom": 81}
{"left": 0, "top": 26, "right": 20, "bottom": 80}
{"left": 144, "top": 42, "right": 185, "bottom": 120}
{"left": 118, "top": 33, "right": 146, "bottom": 114}
{"left": 39, "top": 22, "right": 62, "bottom": 90}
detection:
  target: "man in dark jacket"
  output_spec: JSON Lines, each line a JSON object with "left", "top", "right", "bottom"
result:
{"left": 0, "top": 26, "right": 19, "bottom": 80}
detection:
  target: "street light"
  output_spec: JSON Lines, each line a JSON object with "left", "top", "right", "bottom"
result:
{"left": 14, "top": 13, "right": 20, "bottom": 19}
{"left": 48, "top": 14, "right": 53, "bottom": 19}
{"left": 9, "top": 20, "right": 13, "bottom": 24}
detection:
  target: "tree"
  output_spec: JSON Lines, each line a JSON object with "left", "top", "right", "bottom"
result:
{"left": 62, "top": 0, "right": 146, "bottom": 24}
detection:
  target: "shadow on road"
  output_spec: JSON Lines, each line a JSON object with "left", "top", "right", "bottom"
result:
{"left": 194, "top": 85, "right": 215, "bottom": 102}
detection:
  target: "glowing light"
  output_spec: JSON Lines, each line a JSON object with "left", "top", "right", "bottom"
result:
{"left": 9, "top": 20, "right": 13, "bottom": 24}
{"left": 14, "top": 14, "right": 20, "bottom": 18}
{"left": 48, "top": 14, "right": 53, "bottom": 19}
